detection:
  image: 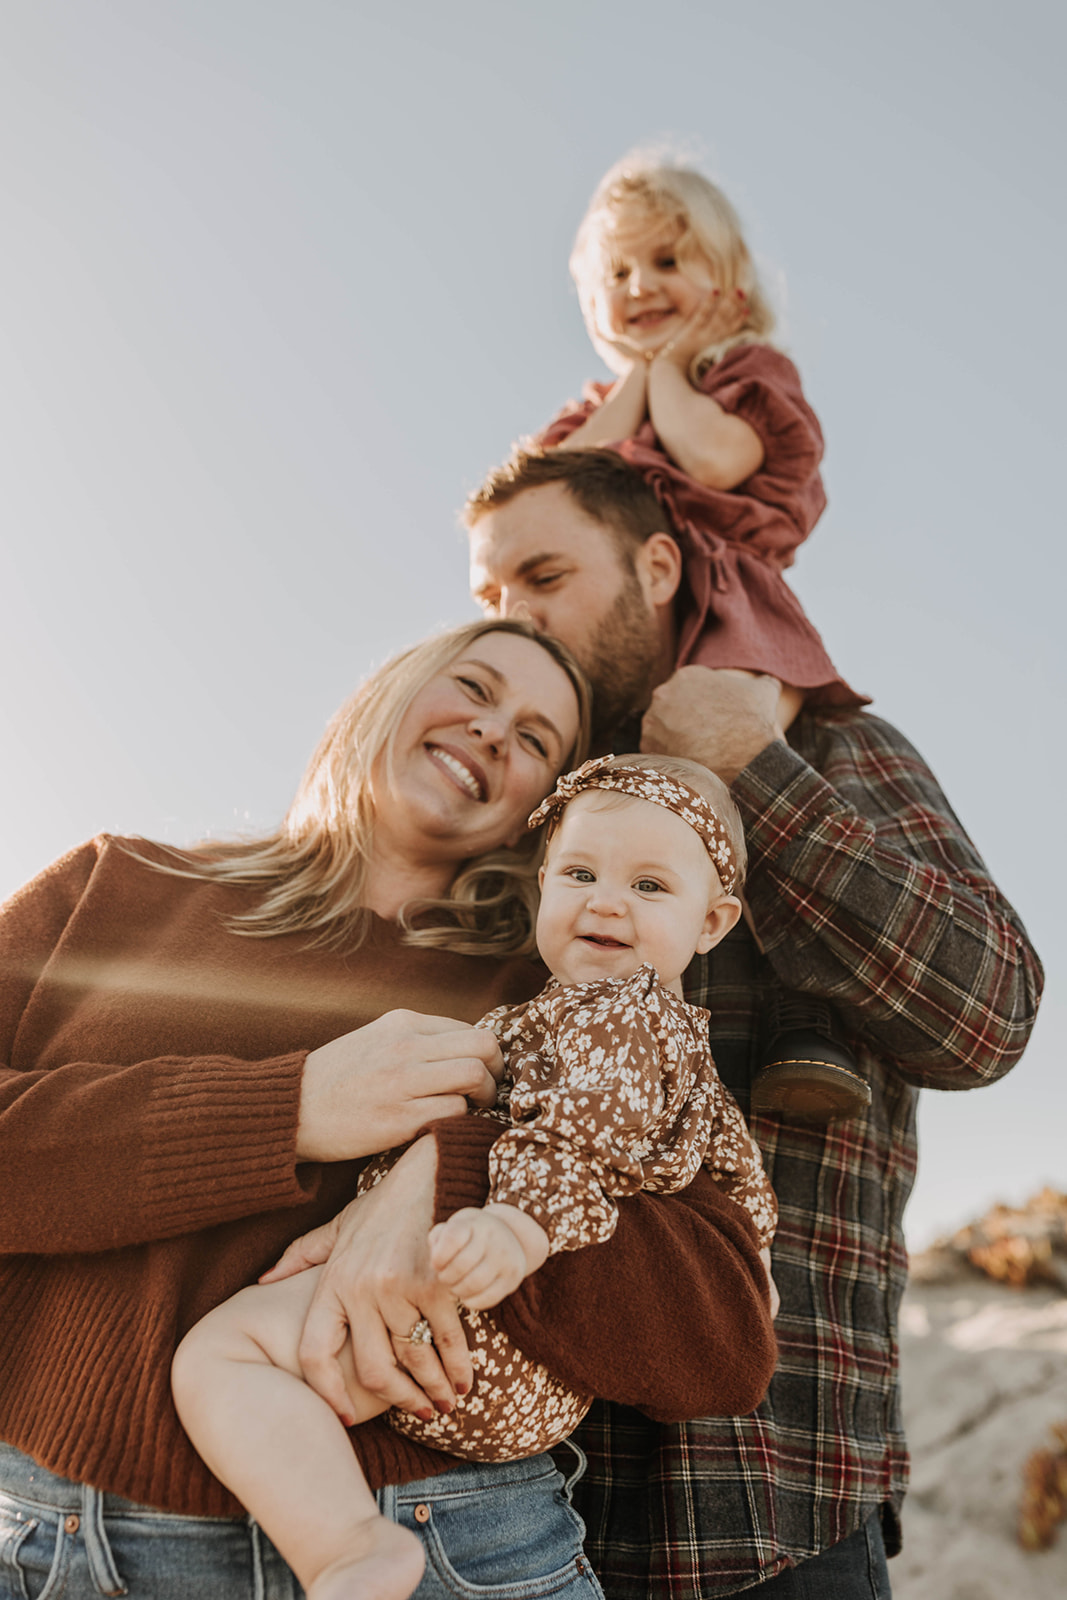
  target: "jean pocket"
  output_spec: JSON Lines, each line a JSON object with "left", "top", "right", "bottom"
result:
{"left": 411, "top": 1489, "right": 601, "bottom": 1599}
{"left": 0, "top": 1500, "right": 64, "bottom": 1600}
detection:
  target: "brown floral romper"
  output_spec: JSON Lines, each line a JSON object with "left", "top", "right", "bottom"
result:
{"left": 366, "top": 963, "right": 776, "bottom": 1462}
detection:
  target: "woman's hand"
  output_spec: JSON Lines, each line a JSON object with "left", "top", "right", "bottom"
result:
{"left": 295, "top": 1009, "right": 503, "bottom": 1163}
{"left": 267, "top": 1136, "right": 473, "bottom": 1422}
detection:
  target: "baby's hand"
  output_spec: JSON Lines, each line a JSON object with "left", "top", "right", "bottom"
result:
{"left": 429, "top": 1204, "right": 549, "bottom": 1310}
{"left": 759, "top": 1246, "right": 781, "bottom": 1321}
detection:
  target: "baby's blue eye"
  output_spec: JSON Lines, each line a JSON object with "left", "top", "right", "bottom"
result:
{"left": 635, "top": 878, "right": 665, "bottom": 893}
{"left": 568, "top": 868, "right": 596, "bottom": 883}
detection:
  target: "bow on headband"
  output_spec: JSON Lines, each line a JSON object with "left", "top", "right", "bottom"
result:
{"left": 528, "top": 755, "right": 739, "bottom": 894}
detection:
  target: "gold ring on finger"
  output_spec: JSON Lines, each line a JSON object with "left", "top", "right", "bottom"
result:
{"left": 394, "top": 1316, "right": 434, "bottom": 1346}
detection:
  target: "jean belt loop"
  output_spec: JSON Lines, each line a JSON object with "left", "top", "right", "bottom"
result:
{"left": 556, "top": 1437, "right": 588, "bottom": 1497}
{"left": 79, "top": 1484, "right": 128, "bottom": 1597}
{"left": 376, "top": 1481, "right": 398, "bottom": 1524}
{"left": 246, "top": 1519, "right": 268, "bottom": 1600}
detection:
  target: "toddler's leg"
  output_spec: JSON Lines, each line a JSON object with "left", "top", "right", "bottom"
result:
{"left": 171, "top": 1270, "right": 424, "bottom": 1600}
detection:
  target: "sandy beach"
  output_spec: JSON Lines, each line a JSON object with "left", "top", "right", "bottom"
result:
{"left": 893, "top": 1229, "right": 1067, "bottom": 1597}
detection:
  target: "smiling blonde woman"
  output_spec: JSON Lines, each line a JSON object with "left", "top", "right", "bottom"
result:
{"left": 0, "top": 618, "right": 776, "bottom": 1600}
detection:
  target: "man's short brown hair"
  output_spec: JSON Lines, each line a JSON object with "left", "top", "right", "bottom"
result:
{"left": 463, "top": 447, "right": 670, "bottom": 554}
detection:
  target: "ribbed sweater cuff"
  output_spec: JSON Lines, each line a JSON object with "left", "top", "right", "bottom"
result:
{"left": 140, "top": 1052, "right": 310, "bottom": 1234}
{"left": 428, "top": 1115, "right": 495, "bottom": 1223}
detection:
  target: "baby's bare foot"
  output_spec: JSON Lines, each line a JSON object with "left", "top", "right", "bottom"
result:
{"left": 308, "top": 1514, "right": 425, "bottom": 1600}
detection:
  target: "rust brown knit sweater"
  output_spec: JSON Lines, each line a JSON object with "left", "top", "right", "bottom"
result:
{"left": 0, "top": 836, "right": 776, "bottom": 1515}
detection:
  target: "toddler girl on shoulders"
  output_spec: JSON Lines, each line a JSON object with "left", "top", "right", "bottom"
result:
{"left": 539, "top": 151, "right": 872, "bottom": 1122}
{"left": 540, "top": 149, "right": 866, "bottom": 713}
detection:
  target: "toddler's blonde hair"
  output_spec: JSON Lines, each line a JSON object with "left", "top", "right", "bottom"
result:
{"left": 570, "top": 150, "right": 776, "bottom": 382}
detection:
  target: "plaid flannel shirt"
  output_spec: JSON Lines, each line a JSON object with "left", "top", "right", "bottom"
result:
{"left": 572, "top": 709, "right": 1043, "bottom": 1597}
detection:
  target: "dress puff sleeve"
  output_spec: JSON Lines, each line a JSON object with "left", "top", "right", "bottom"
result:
{"left": 486, "top": 966, "right": 723, "bottom": 1254}
{"left": 706, "top": 345, "right": 823, "bottom": 474}
{"left": 535, "top": 346, "right": 825, "bottom": 569}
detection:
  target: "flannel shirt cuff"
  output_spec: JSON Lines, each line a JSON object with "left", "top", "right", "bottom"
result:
{"left": 730, "top": 737, "right": 848, "bottom": 876}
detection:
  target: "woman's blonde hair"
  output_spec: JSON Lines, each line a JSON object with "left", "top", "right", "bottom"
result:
{"left": 160, "top": 619, "right": 591, "bottom": 958}
{"left": 570, "top": 150, "right": 776, "bottom": 382}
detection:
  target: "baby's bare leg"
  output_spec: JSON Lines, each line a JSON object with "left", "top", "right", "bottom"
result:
{"left": 171, "top": 1270, "right": 424, "bottom": 1600}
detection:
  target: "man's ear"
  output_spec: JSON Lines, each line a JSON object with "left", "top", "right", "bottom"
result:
{"left": 695, "top": 894, "right": 742, "bottom": 954}
{"left": 635, "top": 532, "right": 683, "bottom": 607}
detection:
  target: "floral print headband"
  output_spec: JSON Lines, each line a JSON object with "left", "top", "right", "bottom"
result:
{"left": 527, "top": 755, "right": 740, "bottom": 894}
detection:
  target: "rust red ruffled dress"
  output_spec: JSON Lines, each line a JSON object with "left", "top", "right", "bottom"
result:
{"left": 539, "top": 342, "right": 867, "bottom": 708}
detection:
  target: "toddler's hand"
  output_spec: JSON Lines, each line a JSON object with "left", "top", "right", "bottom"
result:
{"left": 654, "top": 288, "right": 749, "bottom": 370}
{"left": 590, "top": 317, "right": 652, "bottom": 377}
{"left": 429, "top": 1204, "right": 549, "bottom": 1310}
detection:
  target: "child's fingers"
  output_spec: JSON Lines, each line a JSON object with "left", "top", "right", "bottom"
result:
{"left": 705, "top": 288, "right": 747, "bottom": 336}
{"left": 438, "top": 1255, "right": 504, "bottom": 1303}
{"left": 696, "top": 289, "right": 730, "bottom": 330}
{"left": 431, "top": 1233, "right": 494, "bottom": 1292}
{"left": 427, "top": 1214, "right": 476, "bottom": 1274}
{"left": 454, "top": 1264, "right": 521, "bottom": 1311}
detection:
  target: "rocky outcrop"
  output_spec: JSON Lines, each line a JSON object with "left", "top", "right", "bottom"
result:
{"left": 893, "top": 1191, "right": 1067, "bottom": 1599}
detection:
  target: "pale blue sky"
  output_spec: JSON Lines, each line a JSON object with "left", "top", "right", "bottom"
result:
{"left": 1, "top": 0, "right": 1063, "bottom": 1245}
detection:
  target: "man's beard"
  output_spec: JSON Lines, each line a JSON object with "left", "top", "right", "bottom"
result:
{"left": 579, "top": 573, "right": 661, "bottom": 747}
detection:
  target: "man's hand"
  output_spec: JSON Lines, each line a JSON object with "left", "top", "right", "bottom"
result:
{"left": 641, "top": 666, "right": 789, "bottom": 786}
{"left": 429, "top": 1203, "right": 549, "bottom": 1310}
{"left": 296, "top": 1010, "right": 504, "bottom": 1163}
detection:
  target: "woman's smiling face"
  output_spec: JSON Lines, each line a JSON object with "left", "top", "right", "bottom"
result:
{"left": 373, "top": 630, "right": 582, "bottom": 870}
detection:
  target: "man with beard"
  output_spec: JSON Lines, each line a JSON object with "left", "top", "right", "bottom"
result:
{"left": 464, "top": 446, "right": 1043, "bottom": 1599}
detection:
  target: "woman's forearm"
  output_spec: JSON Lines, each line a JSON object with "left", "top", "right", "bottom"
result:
{"left": 430, "top": 1116, "right": 777, "bottom": 1419}
{"left": 0, "top": 1049, "right": 315, "bottom": 1255}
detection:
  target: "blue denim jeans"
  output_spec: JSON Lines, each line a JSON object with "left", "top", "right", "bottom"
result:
{"left": 0, "top": 1441, "right": 604, "bottom": 1600}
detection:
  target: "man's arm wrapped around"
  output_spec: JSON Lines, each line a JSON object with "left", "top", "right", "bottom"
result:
{"left": 733, "top": 711, "right": 1043, "bottom": 1089}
